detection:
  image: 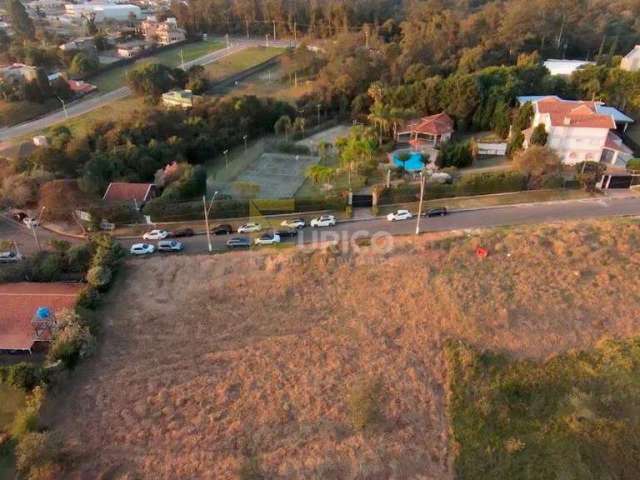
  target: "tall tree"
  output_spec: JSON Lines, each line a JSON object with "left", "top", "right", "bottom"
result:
{"left": 8, "top": 0, "right": 35, "bottom": 39}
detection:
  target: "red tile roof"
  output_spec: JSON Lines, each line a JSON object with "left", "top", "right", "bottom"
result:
{"left": 67, "top": 79, "right": 96, "bottom": 94}
{"left": 404, "top": 112, "right": 454, "bottom": 136}
{"left": 536, "top": 97, "right": 616, "bottom": 129}
{"left": 103, "top": 182, "right": 155, "bottom": 203}
{"left": 0, "top": 283, "right": 82, "bottom": 351}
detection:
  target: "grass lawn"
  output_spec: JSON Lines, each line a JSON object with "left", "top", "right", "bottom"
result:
{"left": 446, "top": 338, "right": 640, "bottom": 478}
{"left": 91, "top": 39, "right": 224, "bottom": 92}
{"left": 205, "top": 46, "right": 284, "bottom": 82}
{"left": 215, "top": 63, "right": 312, "bottom": 102}
{"left": 379, "top": 188, "right": 596, "bottom": 214}
{"left": 0, "top": 98, "right": 61, "bottom": 128}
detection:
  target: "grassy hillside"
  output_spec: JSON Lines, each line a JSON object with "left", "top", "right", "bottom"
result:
{"left": 446, "top": 338, "right": 640, "bottom": 479}
{"left": 44, "top": 219, "right": 640, "bottom": 478}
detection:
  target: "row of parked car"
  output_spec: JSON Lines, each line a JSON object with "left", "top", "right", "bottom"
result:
{"left": 386, "top": 207, "right": 448, "bottom": 222}
{"left": 130, "top": 239, "right": 185, "bottom": 256}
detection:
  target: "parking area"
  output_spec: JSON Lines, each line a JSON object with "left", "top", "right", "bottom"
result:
{"left": 234, "top": 152, "right": 320, "bottom": 198}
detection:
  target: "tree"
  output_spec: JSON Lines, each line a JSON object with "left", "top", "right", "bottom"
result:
{"left": 513, "top": 145, "right": 562, "bottom": 188}
{"left": 7, "top": 0, "right": 34, "bottom": 39}
{"left": 273, "top": 115, "right": 292, "bottom": 139}
{"left": 306, "top": 165, "right": 336, "bottom": 184}
{"left": 69, "top": 52, "right": 98, "bottom": 77}
{"left": 437, "top": 141, "right": 475, "bottom": 168}
{"left": 292, "top": 117, "right": 306, "bottom": 134}
{"left": 530, "top": 124, "right": 548, "bottom": 146}
{"left": 126, "top": 63, "right": 186, "bottom": 99}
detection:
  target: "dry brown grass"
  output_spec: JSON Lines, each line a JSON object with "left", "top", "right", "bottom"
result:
{"left": 43, "top": 218, "right": 640, "bottom": 479}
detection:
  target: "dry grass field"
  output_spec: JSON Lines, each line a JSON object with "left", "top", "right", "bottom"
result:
{"left": 43, "top": 218, "right": 640, "bottom": 479}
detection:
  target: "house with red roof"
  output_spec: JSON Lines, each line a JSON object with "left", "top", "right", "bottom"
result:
{"left": 521, "top": 96, "right": 634, "bottom": 167}
{"left": 102, "top": 182, "right": 157, "bottom": 205}
{"left": 396, "top": 112, "right": 454, "bottom": 148}
{"left": 0, "top": 283, "right": 82, "bottom": 353}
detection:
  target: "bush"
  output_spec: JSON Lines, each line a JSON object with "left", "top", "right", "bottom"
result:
{"left": 14, "top": 431, "right": 61, "bottom": 477}
{"left": 626, "top": 158, "right": 640, "bottom": 171}
{"left": 76, "top": 285, "right": 101, "bottom": 310}
{"left": 86, "top": 265, "right": 112, "bottom": 289}
{"left": 347, "top": 377, "right": 384, "bottom": 430}
{"left": 456, "top": 171, "right": 527, "bottom": 196}
{"left": 66, "top": 244, "right": 92, "bottom": 273}
{"left": 47, "top": 310, "right": 96, "bottom": 369}
{"left": 264, "top": 140, "right": 311, "bottom": 155}
{"left": 0, "top": 363, "right": 45, "bottom": 391}
{"left": 11, "top": 387, "right": 45, "bottom": 439}
{"left": 437, "top": 141, "right": 475, "bottom": 168}
{"left": 29, "top": 252, "right": 64, "bottom": 282}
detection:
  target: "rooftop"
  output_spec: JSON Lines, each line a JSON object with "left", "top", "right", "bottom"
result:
{"left": 103, "top": 182, "right": 155, "bottom": 203}
{"left": 0, "top": 282, "right": 82, "bottom": 351}
{"left": 517, "top": 96, "right": 634, "bottom": 123}
{"left": 402, "top": 112, "right": 454, "bottom": 136}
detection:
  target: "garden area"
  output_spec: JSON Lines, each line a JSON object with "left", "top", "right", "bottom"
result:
{"left": 204, "top": 46, "right": 284, "bottom": 83}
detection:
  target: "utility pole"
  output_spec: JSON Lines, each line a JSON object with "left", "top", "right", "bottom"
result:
{"left": 365, "top": 28, "right": 369, "bottom": 49}
{"left": 180, "top": 48, "right": 185, "bottom": 69}
{"left": 243, "top": 134, "right": 248, "bottom": 153}
{"left": 223, "top": 149, "right": 229, "bottom": 168}
{"left": 203, "top": 195, "right": 212, "bottom": 252}
{"left": 265, "top": 33, "right": 270, "bottom": 47}
{"left": 415, "top": 172, "right": 426, "bottom": 235}
{"left": 294, "top": 21, "right": 297, "bottom": 42}
{"left": 273, "top": 20, "right": 276, "bottom": 42}
{"left": 225, "top": 33, "right": 230, "bottom": 49}
{"left": 316, "top": 104, "right": 321, "bottom": 125}
{"left": 56, "top": 96, "right": 68, "bottom": 119}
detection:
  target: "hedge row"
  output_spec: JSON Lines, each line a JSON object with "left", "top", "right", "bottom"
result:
{"left": 0, "top": 363, "right": 47, "bottom": 391}
{"left": 142, "top": 196, "right": 347, "bottom": 222}
{"left": 379, "top": 171, "right": 528, "bottom": 204}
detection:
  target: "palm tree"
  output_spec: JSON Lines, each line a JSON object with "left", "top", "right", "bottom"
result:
{"left": 367, "top": 102, "right": 391, "bottom": 144}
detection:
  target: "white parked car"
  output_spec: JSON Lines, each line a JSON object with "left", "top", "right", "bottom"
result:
{"left": 23, "top": 217, "right": 39, "bottom": 228}
{"left": 0, "top": 251, "right": 21, "bottom": 263}
{"left": 310, "top": 215, "right": 336, "bottom": 228}
{"left": 142, "top": 229, "right": 169, "bottom": 240}
{"left": 130, "top": 243, "right": 155, "bottom": 255}
{"left": 255, "top": 233, "right": 281, "bottom": 246}
{"left": 237, "top": 223, "right": 262, "bottom": 233}
{"left": 157, "top": 239, "right": 184, "bottom": 252}
{"left": 387, "top": 209, "right": 413, "bottom": 221}
{"left": 280, "top": 218, "right": 306, "bottom": 229}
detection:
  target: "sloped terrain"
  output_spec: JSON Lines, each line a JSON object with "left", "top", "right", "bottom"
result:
{"left": 45, "top": 219, "right": 640, "bottom": 479}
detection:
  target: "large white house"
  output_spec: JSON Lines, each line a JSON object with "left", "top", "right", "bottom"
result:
{"left": 621, "top": 46, "right": 640, "bottom": 72}
{"left": 519, "top": 96, "right": 634, "bottom": 168}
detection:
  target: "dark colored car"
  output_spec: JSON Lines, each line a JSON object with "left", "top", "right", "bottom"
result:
{"left": 170, "top": 228, "right": 195, "bottom": 238}
{"left": 212, "top": 224, "right": 234, "bottom": 235}
{"left": 226, "top": 236, "right": 251, "bottom": 248}
{"left": 427, "top": 207, "right": 448, "bottom": 217}
{"left": 12, "top": 212, "right": 27, "bottom": 223}
{"left": 275, "top": 229, "right": 299, "bottom": 239}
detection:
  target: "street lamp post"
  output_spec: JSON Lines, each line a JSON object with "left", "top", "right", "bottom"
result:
{"left": 273, "top": 20, "right": 276, "bottom": 41}
{"left": 316, "top": 104, "right": 321, "bottom": 126}
{"left": 203, "top": 191, "right": 219, "bottom": 253}
{"left": 265, "top": 33, "right": 270, "bottom": 47}
{"left": 56, "top": 96, "right": 68, "bottom": 119}
{"left": 415, "top": 171, "right": 426, "bottom": 235}
{"left": 243, "top": 135, "right": 248, "bottom": 153}
{"left": 223, "top": 149, "right": 229, "bottom": 169}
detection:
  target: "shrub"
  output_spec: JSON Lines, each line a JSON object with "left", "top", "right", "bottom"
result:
{"left": 626, "top": 158, "right": 640, "bottom": 171}
{"left": 14, "top": 431, "right": 61, "bottom": 477}
{"left": 456, "top": 171, "right": 527, "bottom": 196}
{"left": 66, "top": 244, "right": 92, "bottom": 273}
{"left": 86, "top": 265, "right": 112, "bottom": 289}
{"left": 29, "top": 252, "right": 64, "bottom": 282}
{"left": 0, "top": 363, "right": 45, "bottom": 391}
{"left": 76, "top": 285, "right": 101, "bottom": 310}
{"left": 11, "top": 386, "right": 45, "bottom": 438}
{"left": 47, "top": 310, "right": 96, "bottom": 369}
{"left": 437, "top": 141, "right": 475, "bottom": 168}
{"left": 264, "top": 140, "right": 310, "bottom": 155}
{"left": 347, "top": 377, "right": 384, "bottom": 430}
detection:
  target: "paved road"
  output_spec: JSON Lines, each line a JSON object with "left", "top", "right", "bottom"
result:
{"left": 0, "top": 215, "right": 80, "bottom": 256}
{"left": 119, "top": 196, "right": 640, "bottom": 254}
{"left": 0, "top": 38, "right": 294, "bottom": 143}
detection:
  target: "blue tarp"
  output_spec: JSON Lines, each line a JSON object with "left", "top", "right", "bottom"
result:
{"left": 393, "top": 151, "right": 425, "bottom": 172}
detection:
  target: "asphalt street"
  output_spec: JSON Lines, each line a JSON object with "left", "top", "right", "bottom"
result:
{"left": 117, "top": 195, "right": 640, "bottom": 254}
{"left": 0, "top": 38, "right": 293, "bottom": 143}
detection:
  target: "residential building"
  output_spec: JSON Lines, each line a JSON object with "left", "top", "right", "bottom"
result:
{"left": 116, "top": 40, "right": 148, "bottom": 58}
{"left": 396, "top": 112, "right": 454, "bottom": 147}
{"left": 621, "top": 45, "right": 640, "bottom": 72}
{"left": 543, "top": 59, "right": 594, "bottom": 76}
{"left": 59, "top": 36, "right": 97, "bottom": 57}
{"left": 162, "top": 89, "right": 193, "bottom": 109}
{"left": 103, "top": 182, "right": 156, "bottom": 204}
{"left": 64, "top": 3, "right": 141, "bottom": 22}
{"left": 520, "top": 96, "right": 634, "bottom": 167}
{"left": 140, "top": 16, "right": 185, "bottom": 45}
{"left": 0, "top": 282, "right": 82, "bottom": 352}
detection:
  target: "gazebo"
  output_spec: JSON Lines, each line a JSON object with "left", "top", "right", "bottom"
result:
{"left": 396, "top": 112, "right": 454, "bottom": 148}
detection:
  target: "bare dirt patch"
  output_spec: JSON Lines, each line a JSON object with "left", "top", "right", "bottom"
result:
{"left": 44, "top": 219, "right": 640, "bottom": 479}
